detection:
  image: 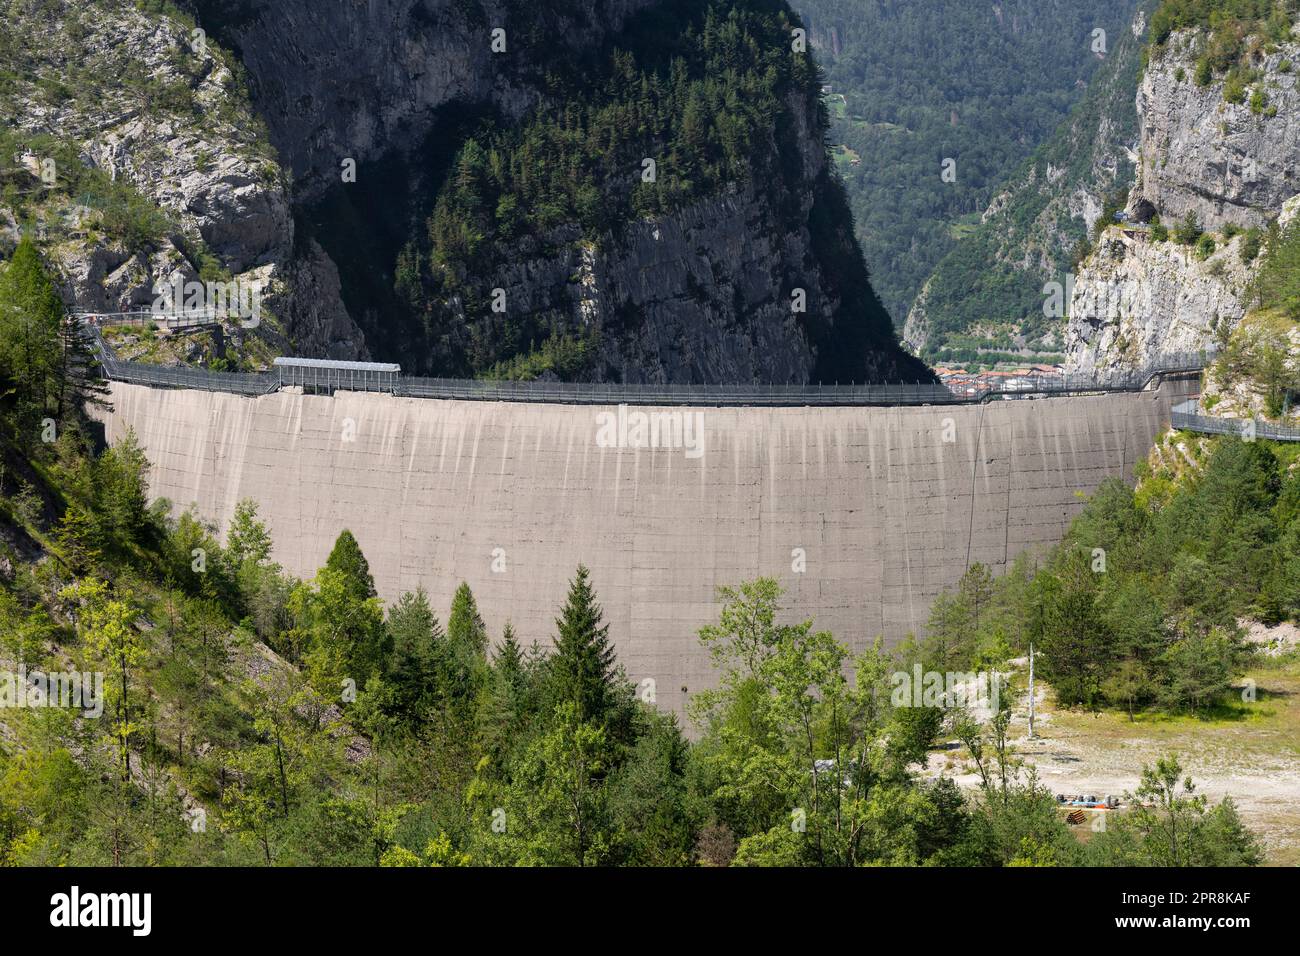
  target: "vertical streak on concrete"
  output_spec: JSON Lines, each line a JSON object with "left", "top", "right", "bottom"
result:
{"left": 964, "top": 402, "right": 987, "bottom": 574}
{"left": 1003, "top": 414, "right": 1015, "bottom": 568}
{"left": 893, "top": 404, "right": 916, "bottom": 638}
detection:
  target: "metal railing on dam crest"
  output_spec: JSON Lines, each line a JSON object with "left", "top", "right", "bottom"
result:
{"left": 1172, "top": 400, "right": 1300, "bottom": 442}
{"left": 94, "top": 346, "right": 1212, "bottom": 408}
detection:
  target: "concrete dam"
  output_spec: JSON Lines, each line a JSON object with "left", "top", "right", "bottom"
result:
{"left": 96, "top": 377, "right": 1195, "bottom": 717}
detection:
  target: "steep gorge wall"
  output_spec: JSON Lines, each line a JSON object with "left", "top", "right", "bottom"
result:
{"left": 192, "top": 0, "right": 660, "bottom": 197}
{"left": 1066, "top": 26, "right": 1300, "bottom": 371}
{"left": 96, "top": 381, "right": 1192, "bottom": 717}
{"left": 191, "top": 0, "right": 918, "bottom": 384}
{"left": 1135, "top": 32, "right": 1300, "bottom": 233}
{"left": 12, "top": 1, "right": 909, "bottom": 382}
{"left": 1, "top": 0, "right": 366, "bottom": 361}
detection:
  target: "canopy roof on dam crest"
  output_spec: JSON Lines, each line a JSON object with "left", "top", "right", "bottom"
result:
{"left": 273, "top": 357, "right": 401, "bottom": 373}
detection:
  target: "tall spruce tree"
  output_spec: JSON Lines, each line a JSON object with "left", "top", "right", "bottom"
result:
{"left": 447, "top": 582, "right": 488, "bottom": 660}
{"left": 441, "top": 582, "right": 489, "bottom": 715}
{"left": 57, "top": 302, "right": 109, "bottom": 418}
{"left": 495, "top": 622, "right": 524, "bottom": 687}
{"left": 0, "top": 238, "right": 66, "bottom": 429}
{"left": 325, "top": 529, "right": 377, "bottom": 599}
{"left": 478, "top": 621, "right": 528, "bottom": 756}
{"left": 386, "top": 587, "right": 443, "bottom": 720}
{"left": 550, "top": 565, "right": 620, "bottom": 725}
{"left": 295, "top": 532, "right": 388, "bottom": 694}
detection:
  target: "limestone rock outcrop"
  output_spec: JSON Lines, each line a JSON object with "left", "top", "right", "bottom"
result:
{"left": 1064, "top": 228, "right": 1252, "bottom": 372}
{"left": 1135, "top": 33, "right": 1300, "bottom": 233}
{"left": 1065, "top": 26, "right": 1300, "bottom": 371}
{"left": 1, "top": 0, "right": 367, "bottom": 361}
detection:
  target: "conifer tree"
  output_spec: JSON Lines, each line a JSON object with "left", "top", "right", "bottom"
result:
{"left": 54, "top": 503, "right": 102, "bottom": 573}
{"left": 325, "top": 529, "right": 377, "bottom": 599}
{"left": 478, "top": 621, "right": 528, "bottom": 755}
{"left": 385, "top": 587, "right": 443, "bottom": 720}
{"left": 550, "top": 565, "right": 620, "bottom": 725}
{"left": 441, "top": 582, "right": 489, "bottom": 716}
{"left": 294, "top": 532, "right": 387, "bottom": 697}
{"left": 495, "top": 622, "right": 524, "bottom": 688}
{"left": 446, "top": 582, "right": 488, "bottom": 661}
{"left": 295, "top": 565, "right": 389, "bottom": 698}
{"left": 0, "top": 238, "right": 66, "bottom": 429}
{"left": 57, "top": 302, "right": 109, "bottom": 418}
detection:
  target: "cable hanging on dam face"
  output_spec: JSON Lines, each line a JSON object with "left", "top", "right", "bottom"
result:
{"left": 964, "top": 400, "right": 988, "bottom": 578}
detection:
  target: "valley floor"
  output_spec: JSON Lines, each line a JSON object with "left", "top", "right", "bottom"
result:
{"left": 926, "top": 656, "right": 1300, "bottom": 866}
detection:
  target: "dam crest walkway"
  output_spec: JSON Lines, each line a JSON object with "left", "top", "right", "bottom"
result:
{"left": 88, "top": 327, "right": 1209, "bottom": 408}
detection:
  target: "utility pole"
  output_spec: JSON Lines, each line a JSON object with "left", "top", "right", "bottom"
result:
{"left": 1028, "top": 643, "right": 1036, "bottom": 740}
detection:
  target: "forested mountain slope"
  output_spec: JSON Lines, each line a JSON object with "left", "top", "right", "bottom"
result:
{"left": 904, "top": 1, "right": 1158, "bottom": 363}
{"left": 187, "top": 0, "right": 928, "bottom": 385}
{"left": 792, "top": 0, "right": 1143, "bottom": 326}
{"left": 3, "top": 0, "right": 927, "bottom": 385}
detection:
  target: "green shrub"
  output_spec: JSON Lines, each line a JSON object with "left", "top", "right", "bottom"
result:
{"left": 97, "top": 191, "right": 173, "bottom": 253}
{"left": 1241, "top": 226, "right": 1264, "bottom": 263}
{"left": 1173, "top": 210, "right": 1202, "bottom": 245}
{"left": 1155, "top": 1, "right": 1295, "bottom": 91}
{"left": 1250, "top": 221, "right": 1300, "bottom": 319}
{"left": 1196, "top": 234, "right": 1217, "bottom": 260}
{"left": 36, "top": 76, "right": 73, "bottom": 104}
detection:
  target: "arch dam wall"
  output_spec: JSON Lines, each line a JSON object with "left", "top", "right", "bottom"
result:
{"left": 95, "top": 378, "right": 1196, "bottom": 718}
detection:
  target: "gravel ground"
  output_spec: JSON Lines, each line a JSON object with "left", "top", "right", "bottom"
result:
{"left": 923, "top": 660, "right": 1300, "bottom": 866}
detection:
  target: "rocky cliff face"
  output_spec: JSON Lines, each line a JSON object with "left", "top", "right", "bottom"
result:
{"left": 5, "top": 0, "right": 922, "bottom": 383}
{"left": 187, "top": 0, "right": 922, "bottom": 384}
{"left": 425, "top": 89, "right": 919, "bottom": 385}
{"left": 1064, "top": 227, "right": 1253, "bottom": 371}
{"left": 192, "top": 0, "right": 658, "bottom": 199}
{"left": 0, "top": 0, "right": 366, "bottom": 363}
{"left": 1135, "top": 33, "right": 1300, "bottom": 233}
{"left": 462, "top": 188, "right": 825, "bottom": 384}
{"left": 1065, "top": 24, "right": 1300, "bottom": 371}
